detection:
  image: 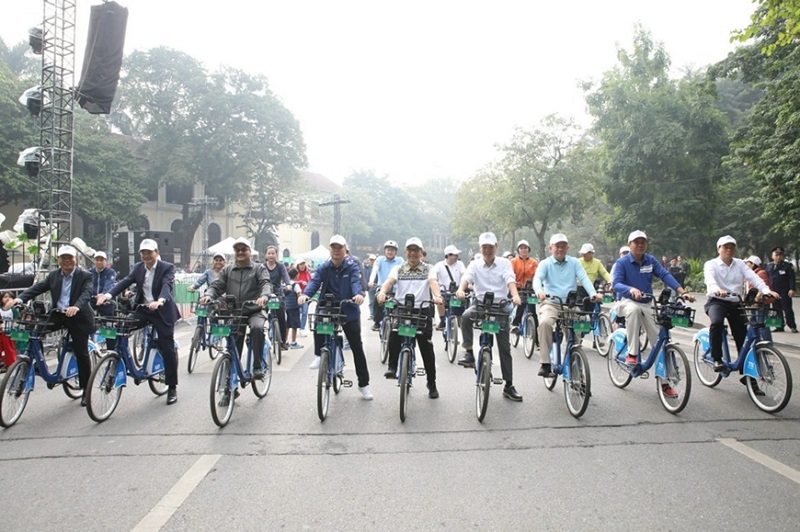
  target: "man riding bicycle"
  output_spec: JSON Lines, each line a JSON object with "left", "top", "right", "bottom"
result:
{"left": 431, "top": 244, "right": 465, "bottom": 330}
{"left": 368, "top": 240, "right": 402, "bottom": 331}
{"left": 510, "top": 239, "right": 538, "bottom": 335}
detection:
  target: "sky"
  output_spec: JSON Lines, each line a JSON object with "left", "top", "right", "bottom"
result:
{"left": 1, "top": 1, "right": 758, "bottom": 186}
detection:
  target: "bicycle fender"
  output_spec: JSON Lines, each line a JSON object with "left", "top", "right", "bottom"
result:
{"left": 59, "top": 350, "right": 80, "bottom": 380}
{"left": 25, "top": 362, "right": 36, "bottom": 392}
{"left": 743, "top": 349, "right": 759, "bottom": 379}
{"left": 115, "top": 358, "right": 128, "bottom": 388}
{"left": 693, "top": 328, "right": 710, "bottom": 353}
{"left": 610, "top": 329, "right": 627, "bottom": 357}
{"left": 147, "top": 350, "right": 165, "bottom": 375}
{"left": 655, "top": 350, "right": 667, "bottom": 379}
{"left": 563, "top": 351, "right": 571, "bottom": 381}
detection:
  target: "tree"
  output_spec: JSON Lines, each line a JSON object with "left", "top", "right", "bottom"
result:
{"left": 0, "top": 59, "right": 37, "bottom": 208}
{"left": 734, "top": 1, "right": 800, "bottom": 55}
{"left": 584, "top": 27, "right": 729, "bottom": 257}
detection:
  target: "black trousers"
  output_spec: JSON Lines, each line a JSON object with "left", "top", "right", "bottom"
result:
{"left": 313, "top": 319, "right": 370, "bottom": 387}
{"left": 387, "top": 314, "right": 437, "bottom": 385}
{"left": 772, "top": 292, "right": 796, "bottom": 329}
{"left": 133, "top": 308, "right": 178, "bottom": 387}
{"left": 705, "top": 298, "right": 747, "bottom": 362}
{"left": 49, "top": 313, "right": 92, "bottom": 390}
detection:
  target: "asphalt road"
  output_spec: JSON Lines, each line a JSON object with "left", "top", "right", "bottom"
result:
{"left": 1, "top": 299, "right": 799, "bottom": 531}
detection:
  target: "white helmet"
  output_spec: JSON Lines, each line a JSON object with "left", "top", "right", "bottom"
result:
{"left": 383, "top": 240, "right": 398, "bottom": 250}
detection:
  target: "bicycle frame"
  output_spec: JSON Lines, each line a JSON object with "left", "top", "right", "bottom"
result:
{"left": 548, "top": 294, "right": 591, "bottom": 378}
{"left": 210, "top": 314, "right": 257, "bottom": 387}
{"left": 608, "top": 310, "right": 673, "bottom": 379}
{"left": 97, "top": 318, "right": 165, "bottom": 388}
{"left": 10, "top": 319, "right": 80, "bottom": 390}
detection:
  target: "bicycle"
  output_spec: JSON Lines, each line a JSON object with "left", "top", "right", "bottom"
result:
{"left": 266, "top": 295, "right": 283, "bottom": 365}
{"left": 0, "top": 308, "right": 100, "bottom": 428}
{"left": 187, "top": 300, "right": 221, "bottom": 373}
{"left": 511, "top": 284, "right": 539, "bottom": 359}
{"left": 589, "top": 288, "right": 614, "bottom": 357}
{"left": 379, "top": 292, "right": 396, "bottom": 364}
{"left": 440, "top": 284, "right": 462, "bottom": 363}
{"left": 472, "top": 292, "right": 511, "bottom": 422}
{"left": 209, "top": 300, "right": 272, "bottom": 427}
{"left": 606, "top": 290, "right": 695, "bottom": 414}
{"left": 311, "top": 295, "right": 354, "bottom": 421}
{"left": 386, "top": 294, "right": 431, "bottom": 422}
{"left": 693, "top": 294, "right": 792, "bottom": 413}
{"left": 540, "top": 292, "right": 593, "bottom": 418}
{"left": 85, "top": 306, "right": 173, "bottom": 422}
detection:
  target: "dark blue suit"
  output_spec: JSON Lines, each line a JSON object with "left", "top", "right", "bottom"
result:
{"left": 108, "top": 259, "right": 180, "bottom": 386}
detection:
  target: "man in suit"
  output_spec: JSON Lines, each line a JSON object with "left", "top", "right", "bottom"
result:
{"left": 96, "top": 238, "right": 180, "bottom": 404}
{"left": 5, "top": 245, "right": 95, "bottom": 406}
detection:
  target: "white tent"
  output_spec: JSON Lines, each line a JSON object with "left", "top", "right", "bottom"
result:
{"left": 206, "top": 237, "right": 237, "bottom": 256}
{"left": 296, "top": 245, "right": 329, "bottom": 264}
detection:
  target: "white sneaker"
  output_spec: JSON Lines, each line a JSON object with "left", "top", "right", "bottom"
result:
{"left": 359, "top": 385, "right": 374, "bottom": 400}
{"left": 308, "top": 357, "right": 320, "bottom": 370}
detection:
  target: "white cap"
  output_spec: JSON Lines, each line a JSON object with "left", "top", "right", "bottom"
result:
{"left": 745, "top": 255, "right": 762, "bottom": 266}
{"left": 502, "top": 251, "right": 512, "bottom": 258}
{"left": 139, "top": 239, "right": 158, "bottom": 251}
{"left": 94, "top": 251, "right": 107, "bottom": 260}
{"left": 478, "top": 232, "right": 498, "bottom": 246}
{"left": 57, "top": 245, "right": 77, "bottom": 257}
{"left": 405, "top": 237, "right": 424, "bottom": 250}
{"left": 444, "top": 244, "right": 461, "bottom": 256}
{"left": 579, "top": 243, "right": 595, "bottom": 254}
{"left": 549, "top": 233, "right": 568, "bottom": 245}
{"left": 627, "top": 230, "right": 647, "bottom": 243}
{"left": 367, "top": 254, "right": 377, "bottom": 260}
{"left": 213, "top": 252, "right": 226, "bottom": 260}
{"left": 619, "top": 246, "right": 630, "bottom": 254}
{"left": 329, "top": 234, "right": 347, "bottom": 247}
{"left": 232, "top": 237, "right": 251, "bottom": 249}
{"left": 716, "top": 235, "right": 737, "bottom": 248}
{"left": 517, "top": 239, "right": 530, "bottom": 250}
{"left": 383, "top": 240, "right": 398, "bottom": 249}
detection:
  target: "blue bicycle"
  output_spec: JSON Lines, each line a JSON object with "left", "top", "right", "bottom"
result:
{"left": 379, "top": 292, "right": 396, "bottom": 364}
{"left": 0, "top": 308, "right": 99, "bottom": 428}
{"left": 440, "top": 285, "right": 462, "bottom": 363}
{"left": 266, "top": 294, "right": 283, "bottom": 365}
{"left": 693, "top": 294, "right": 792, "bottom": 413}
{"left": 473, "top": 292, "right": 511, "bottom": 422}
{"left": 187, "top": 300, "right": 221, "bottom": 373}
{"left": 607, "top": 290, "right": 695, "bottom": 414}
{"left": 590, "top": 287, "right": 614, "bottom": 357}
{"left": 311, "top": 295, "right": 353, "bottom": 421}
{"left": 387, "top": 294, "right": 431, "bottom": 422}
{"left": 209, "top": 301, "right": 272, "bottom": 427}
{"left": 511, "top": 285, "right": 539, "bottom": 359}
{"left": 540, "top": 292, "right": 593, "bottom": 418}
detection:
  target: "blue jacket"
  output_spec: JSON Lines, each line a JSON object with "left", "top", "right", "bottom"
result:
{"left": 191, "top": 268, "right": 219, "bottom": 290}
{"left": 612, "top": 252, "right": 680, "bottom": 303}
{"left": 303, "top": 256, "right": 363, "bottom": 322}
{"left": 89, "top": 266, "right": 117, "bottom": 296}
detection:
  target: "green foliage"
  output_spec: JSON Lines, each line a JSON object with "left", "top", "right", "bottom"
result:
{"left": 733, "top": 1, "right": 800, "bottom": 55}
{"left": 0, "top": 60, "right": 38, "bottom": 207}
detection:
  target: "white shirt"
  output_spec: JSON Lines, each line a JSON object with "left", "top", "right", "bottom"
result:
{"left": 142, "top": 260, "right": 159, "bottom": 304}
{"left": 462, "top": 257, "right": 516, "bottom": 300}
{"left": 430, "top": 259, "right": 465, "bottom": 290}
{"left": 704, "top": 257, "right": 770, "bottom": 302}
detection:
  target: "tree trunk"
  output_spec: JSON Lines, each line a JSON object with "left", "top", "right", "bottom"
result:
{"left": 176, "top": 204, "right": 203, "bottom": 271}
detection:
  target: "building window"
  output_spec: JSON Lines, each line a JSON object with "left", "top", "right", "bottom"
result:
{"left": 208, "top": 223, "right": 221, "bottom": 246}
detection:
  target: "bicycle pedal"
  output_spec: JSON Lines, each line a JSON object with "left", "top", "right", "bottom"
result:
{"left": 341, "top": 380, "right": 353, "bottom": 387}
{"left": 640, "top": 372, "right": 649, "bottom": 379}
{"left": 415, "top": 368, "right": 426, "bottom": 376}
{"left": 492, "top": 378, "right": 504, "bottom": 385}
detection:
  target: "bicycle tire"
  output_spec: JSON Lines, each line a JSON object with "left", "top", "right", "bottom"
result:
{"left": 210, "top": 354, "right": 235, "bottom": 427}
{"left": 187, "top": 326, "right": 202, "bottom": 374}
{"left": 271, "top": 319, "right": 282, "bottom": 365}
{"left": 446, "top": 315, "right": 459, "bottom": 363}
{"left": 399, "top": 347, "right": 411, "bottom": 422}
{"left": 543, "top": 344, "right": 558, "bottom": 390}
{"left": 317, "top": 348, "right": 331, "bottom": 421}
{"left": 380, "top": 318, "right": 391, "bottom": 364}
{"left": 512, "top": 325, "right": 521, "bottom": 348}
{"left": 252, "top": 345, "right": 272, "bottom": 398}
{"left": 747, "top": 345, "right": 792, "bottom": 413}
{"left": 594, "top": 314, "right": 612, "bottom": 357}
{"left": 692, "top": 340, "right": 722, "bottom": 388}
{"left": 639, "top": 325, "right": 649, "bottom": 352}
{"left": 0, "top": 358, "right": 32, "bottom": 427}
{"left": 61, "top": 350, "right": 84, "bottom": 400}
{"left": 657, "top": 345, "right": 691, "bottom": 414}
{"left": 86, "top": 354, "right": 123, "bottom": 423}
{"left": 564, "top": 347, "right": 591, "bottom": 418}
{"left": 476, "top": 348, "right": 492, "bottom": 422}
{"left": 523, "top": 314, "right": 536, "bottom": 359}
{"left": 607, "top": 349, "right": 633, "bottom": 388}
{"left": 148, "top": 372, "right": 169, "bottom": 396}
{"left": 132, "top": 329, "right": 146, "bottom": 369}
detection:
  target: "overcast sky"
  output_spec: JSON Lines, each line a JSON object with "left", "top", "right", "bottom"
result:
{"left": 2, "top": 1, "right": 757, "bottom": 186}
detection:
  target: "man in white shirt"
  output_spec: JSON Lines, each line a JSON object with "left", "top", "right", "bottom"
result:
{"left": 455, "top": 232, "right": 523, "bottom": 401}
{"left": 703, "top": 235, "right": 778, "bottom": 374}
{"left": 431, "top": 244, "right": 466, "bottom": 330}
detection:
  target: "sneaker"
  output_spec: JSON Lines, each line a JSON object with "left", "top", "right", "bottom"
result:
{"left": 625, "top": 354, "right": 638, "bottom": 365}
{"left": 252, "top": 367, "right": 265, "bottom": 379}
{"left": 280, "top": 342, "right": 290, "bottom": 351}
{"left": 371, "top": 323, "right": 381, "bottom": 331}
{"left": 384, "top": 368, "right": 396, "bottom": 379}
{"left": 427, "top": 382, "right": 439, "bottom": 399}
{"left": 289, "top": 342, "right": 303, "bottom": 349}
{"left": 502, "top": 385, "right": 523, "bottom": 402}
{"left": 792, "top": 328, "right": 799, "bottom": 334}
{"left": 435, "top": 320, "right": 445, "bottom": 331}
{"left": 510, "top": 325, "right": 519, "bottom": 335}
{"left": 309, "top": 356, "right": 320, "bottom": 370}
{"left": 537, "top": 364, "right": 553, "bottom": 377}
{"left": 713, "top": 360, "right": 727, "bottom": 372}
{"left": 661, "top": 384, "right": 678, "bottom": 398}
{"left": 457, "top": 352, "right": 475, "bottom": 368}
{"left": 359, "top": 385, "right": 374, "bottom": 400}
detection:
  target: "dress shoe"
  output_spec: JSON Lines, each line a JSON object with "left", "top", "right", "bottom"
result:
{"left": 502, "top": 385, "right": 523, "bottom": 402}
{"left": 427, "top": 382, "right": 439, "bottom": 399}
{"left": 713, "top": 360, "right": 727, "bottom": 372}
{"left": 166, "top": 387, "right": 177, "bottom": 405}
{"left": 537, "top": 364, "right": 554, "bottom": 377}
{"left": 457, "top": 352, "right": 475, "bottom": 368}
{"left": 252, "top": 367, "right": 265, "bottom": 379}
{"left": 80, "top": 394, "right": 87, "bottom": 407}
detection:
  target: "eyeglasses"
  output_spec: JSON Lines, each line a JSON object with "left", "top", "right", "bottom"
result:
{"left": 234, "top": 248, "right": 248, "bottom": 254}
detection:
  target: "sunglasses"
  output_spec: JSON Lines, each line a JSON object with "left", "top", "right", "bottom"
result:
{"left": 234, "top": 248, "right": 249, "bottom": 253}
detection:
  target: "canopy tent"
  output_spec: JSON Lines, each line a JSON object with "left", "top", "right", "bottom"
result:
{"left": 296, "top": 245, "right": 329, "bottom": 264}
{"left": 205, "top": 237, "right": 259, "bottom": 259}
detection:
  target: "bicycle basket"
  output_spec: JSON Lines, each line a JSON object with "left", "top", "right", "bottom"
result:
{"left": 743, "top": 307, "right": 782, "bottom": 328}
{"left": 657, "top": 304, "right": 694, "bottom": 327}
{"left": 312, "top": 313, "right": 341, "bottom": 335}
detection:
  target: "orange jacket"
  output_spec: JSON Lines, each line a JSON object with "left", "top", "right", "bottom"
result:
{"left": 511, "top": 256, "right": 538, "bottom": 288}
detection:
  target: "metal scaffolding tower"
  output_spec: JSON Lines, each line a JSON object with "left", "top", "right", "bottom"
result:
{"left": 318, "top": 195, "right": 350, "bottom": 235}
{"left": 38, "top": 0, "right": 76, "bottom": 257}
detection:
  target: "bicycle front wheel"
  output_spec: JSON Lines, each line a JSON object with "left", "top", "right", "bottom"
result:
{"left": 564, "top": 347, "right": 591, "bottom": 418}
{"left": 748, "top": 345, "right": 792, "bottom": 413}
{"left": 446, "top": 316, "right": 459, "bottom": 364}
{"left": 0, "top": 358, "right": 32, "bottom": 428}
{"left": 693, "top": 341, "right": 722, "bottom": 388}
{"left": 62, "top": 351, "right": 83, "bottom": 400}
{"left": 380, "top": 319, "right": 391, "bottom": 364}
{"left": 594, "top": 314, "right": 612, "bottom": 357}
{"left": 271, "top": 319, "right": 282, "bottom": 365}
{"left": 607, "top": 347, "right": 633, "bottom": 388}
{"left": 523, "top": 314, "right": 536, "bottom": 359}
{"left": 476, "top": 349, "right": 492, "bottom": 422}
{"left": 187, "top": 326, "right": 202, "bottom": 373}
{"left": 657, "top": 345, "right": 691, "bottom": 414}
{"left": 399, "top": 348, "right": 411, "bottom": 422}
{"left": 210, "top": 354, "right": 235, "bottom": 427}
{"left": 86, "top": 354, "right": 123, "bottom": 423}
{"left": 317, "top": 348, "right": 331, "bottom": 421}
{"left": 252, "top": 346, "right": 272, "bottom": 398}
{"left": 132, "top": 329, "right": 146, "bottom": 369}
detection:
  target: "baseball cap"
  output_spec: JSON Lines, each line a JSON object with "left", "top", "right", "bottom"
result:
{"left": 383, "top": 240, "right": 398, "bottom": 250}
{"left": 57, "top": 245, "right": 77, "bottom": 257}
{"left": 213, "top": 252, "right": 226, "bottom": 260}
{"left": 443, "top": 244, "right": 461, "bottom": 256}
{"left": 619, "top": 246, "right": 630, "bottom": 254}
{"left": 405, "top": 237, "right": 424, "bottom": 250}
{"left": 579, "top": 243, "right": 594, "bottom": 254}
{"left": 94, "top": 251, "right": 107, "bottom": 260}
{"left": 232, "top": 237, "right": 251, "bottom": 250}
{"left": 502, "top": 251, "right": 512, "bottom": 258}
{"left": 745, "top": 255, "right": 762, "bottom": 266}
{"left": 716, "top": 235, "right": 737, "bottom": 248}
{"left": 478, "top": 232, "right": 498, "bottom": 246}
{"left": 772, "top": 246, "right": 784, "bottom": 254}
{"left": 627, "top": 230, "right": 647, "bottom": 243}
{"left": 330, "top": 234, "right": 347, "bottom": 247}
{"left": 549, "top": 233, "right": 568, "bottom": 245}
{"left": 367, "top": 254, "right": 377, "bottom": 260}
{"left": 139, "top": 239, "right": 158, "bottom": 251}
{"left": 516, "top": 239, "right": 530, "bottom": 250}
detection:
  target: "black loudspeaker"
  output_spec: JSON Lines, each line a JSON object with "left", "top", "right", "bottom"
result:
{"left": 133, "top": 231, "right": 174, "bottom": 265}
{"left": 76, "top": 1, "right": 129, "bottom": 114}
{"left": 112, "top": 231, "right": 130, "bottom": 277}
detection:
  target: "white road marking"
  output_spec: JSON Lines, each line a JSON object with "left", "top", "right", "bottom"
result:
{"left": 718, "top": 438, "right": 800, "bottom": 485}
{"left": 131, "top": 454, "right": 222, "bottom": 531}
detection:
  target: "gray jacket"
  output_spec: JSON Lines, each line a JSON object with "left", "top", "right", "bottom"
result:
{"left": 205, "top": 260, "right": 272, "bottom": 305}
